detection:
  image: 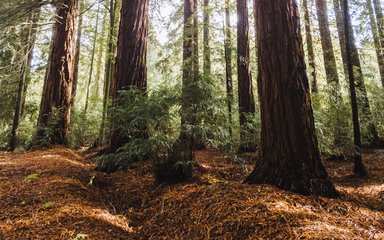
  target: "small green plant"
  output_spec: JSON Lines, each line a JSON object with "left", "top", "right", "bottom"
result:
{"left": 24, "top": 173, "right": 39, "bottom": 182}
{"left": 42, "top": 201, "right": 55, "bottom": 209}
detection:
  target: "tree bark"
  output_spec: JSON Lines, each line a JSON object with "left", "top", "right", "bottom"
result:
{"left": 108, "top": 0, "right": 149, "bottom": 152}
{"left": 237, "top": 0, "right": 256, "bottom": 152}
{"left": 99, "top": 0, "right": 119, "bottom": 145}
{"left": 203, "top": 0, "right": 211, "bottom": 77}
{"left": 224, "top": 0, "right": 233, "bottom": 137}
{"left": 246, "top": 0, "right": 338, "bottom": 198}
{"left": 303, "top": 0, "right": 318, "bottom": 93}
{"left": 71, "top": 0, "right": 83, "bottom": 108}
{"left": 94, "top": 7, "right": 108, "bottom": 99}
{"left": 9, "top": 8, "right": 41, "bottom": 150}
{"left": 343, "top": 0, "right": 368, "bottom": 176}
{"left": 367, "top": 0, "right": 384, "bottom": 87}
{"left": 34, "top": 0, "right": 77, "bottom": 146}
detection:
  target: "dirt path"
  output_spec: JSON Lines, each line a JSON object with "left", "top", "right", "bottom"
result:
{"left": 0, "top": 147, "right": 384, "bottom": 239}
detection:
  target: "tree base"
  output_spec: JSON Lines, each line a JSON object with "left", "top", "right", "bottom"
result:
{"left": 245, "top": 166, "right": 339, "bottom": 198}
{"left": 353, "top": 160, "right": 369, "bottom": 177}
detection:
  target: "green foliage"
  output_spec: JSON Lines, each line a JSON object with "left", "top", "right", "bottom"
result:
{"left": 42, "top": 201, "right": 54, "bottom": 209}
{"left": 312, "top": 91, "right": 354, "bottom": 156}
{"left": 70, "top": 110, "right": 100, "bottom": 148}
{"left": 95, "top": 87, "right": 178, "bottom": 172}
{"left": 24, "top": 173, "right": 39, "bottom": 182}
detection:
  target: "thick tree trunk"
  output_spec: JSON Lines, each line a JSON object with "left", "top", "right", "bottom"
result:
{"left": 303, "top": 0, "right": 318, "bottom": 93}
{"left": 343, "top": 0, "right": 368, "bottom": 176}
{"left": 334, "top": 0, "right": 380, "bottom": 146}
{"left": 108, "top": 0, "right": 148, "bottom": 153}
{"left": 246, "top": 0, "right": 338, "bottom": 198}
{"left": 84, "top": 3, "right": 101, "bottom": 114}
{"left": 224, "top": 0, "right": 233, "bottom": 137}
{"left": 237, "top": 0, "right": 256, "bottom": 152}
{"left": 34, "top": 0, "right": 77, "bottom": 146}
{"left": 9, "top": 8, "right": 40, "bottom": 150}
{"left": 367, "top": 0, "right": 384, "bottom": 87}
{"left": 71, "top": 0, "right": 83, "bottom": 108}
{"left": 203, "top": 0, "right": 211, "bottom": 77}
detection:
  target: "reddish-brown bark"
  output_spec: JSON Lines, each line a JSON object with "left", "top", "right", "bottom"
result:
{"left": 246, "top": 0, "right": 338, "bottom": 198}
{"left": 35, "top": 0, "right": 77, "bottom": 145}
{"left": 108, "top": 0, "right": 149, "bottom": 152}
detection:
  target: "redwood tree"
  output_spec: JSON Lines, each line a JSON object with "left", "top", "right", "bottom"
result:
{"left": 245, "top": 0, "right": 338, "bottom": 198}
{"left": 108, "top": 0, "right": 149, "bottom": 152}
{"left": 237, "top": 0, "right": 256, "bottom": 152}
{"left": 34, "top": 0, "right": 77, "bottom": 145}
{"left": 224, "top": 0, "right": 234, "bottom": 137}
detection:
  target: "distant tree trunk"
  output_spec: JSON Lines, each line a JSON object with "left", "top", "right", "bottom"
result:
{"left": 107, "top": 0, "right": 149, "bottom": 153}
{"left": 373, "top": 0, "right": 384, "bottom": 49}
{"left": 99, "top": 0, "right": 119, "bottom": 145}
{"left": 9, "top": 9, "right": 41, "bottom": 151}
{"left": 34, "top": 0, "right": 77, "bottom": 146}
{"left": 224, "top": 0, "right": 233, "bottom": 137}
{"left": 237, "top": 0, "right": 256, "bottom": 152}
{"left": 303, "top": 0, "right": 318, "bottom": 93}
{"left": 203, "top": 0, "right": 211, "bottom": 77}
{"left": 246, "top": 0, "right": 338, "bottom": 198}
{"left": 334, "top": 0, "right": 381, "bottom": 146}
{"left": 367, "top": 0, "right": 384, "bottom": 87}
{"left": 72, "top": 0, "right": 83, "bottom": 108}
{"left": 315, "top": 0, "right": 340, "bottom": 87}
{"left": 343, "top": 0, "right": 368, "bottom": 176}
{"left": 84, "top": 3, "right": 101, "bottom": 114}
{"left": 192, "top": 0, "right": 199, "bottom": 81}
{"left": 94, "top": 8, "right": 108, "bottom": 99}
{"left": 316, "top": 0, "right": 345, "bottom": 149}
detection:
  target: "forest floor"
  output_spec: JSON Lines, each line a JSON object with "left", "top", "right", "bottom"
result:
{"left": 0, "top": 147, "right": 384, "bottom": 240}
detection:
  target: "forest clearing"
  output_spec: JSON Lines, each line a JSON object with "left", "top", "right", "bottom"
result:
{"left": 0, "top": 147, "right": 384, "bottom": 239}
{"left": 2, "top": 0, "right": 384, "bottom": 239}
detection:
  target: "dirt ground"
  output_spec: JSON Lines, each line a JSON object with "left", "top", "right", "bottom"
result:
{"left": 0, "top": 147, "right": 384, "bottom": 239}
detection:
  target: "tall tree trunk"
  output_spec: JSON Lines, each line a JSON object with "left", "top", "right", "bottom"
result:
{"left": 224, "top": 0, "right": 233, "bottom": 137}
{"left": 303, "top": 0, "right": 318, "bottom": 93}
{"left": 237, "top": 0, "right": 256, "bottom": 152}
{"left": 84, "top": 3, "right": 101, "bottom": 114}
{"left": 315, "top": 0, "right": 345, "bottom": 149}
{"left": 367, "top": 0, "right": 384, "bottom": 87}
{"left": 192, "top": 0, "right": 199, "bottom": 81}
{"left": 34, "top": 0, "right": 77, "bottom": 146}
{"left": 107, "top": 0, "right": 149, "bottom": 153}
{"left": 334, "top": 0, "right": 380, "bottom": 146}
{"left": 72, "top": 0, "right": 83, "bottom": 108}
{"left": 373, "top": 0, "right": 384, "bottom": 50}
{"left": 246, "top": 0, "right": 338, "bottom": 198}
{"left": 94, "top": 8, "right": 108, "bottom": 99}
{"left": 343, "top": 0, "right": 368, "bottom": 176}
{"left": 9, "top": 8, "right": 41, "bottom": 150}
{"left": 99, "top": 0, "right": 118, "bottom": 145}
{"left": 203, "top": 0, "right": 211, "bottom": 77}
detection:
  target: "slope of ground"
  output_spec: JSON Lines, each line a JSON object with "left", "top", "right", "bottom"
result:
{"left": 0, "top": 147, "right": 384, "bottom": 239}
